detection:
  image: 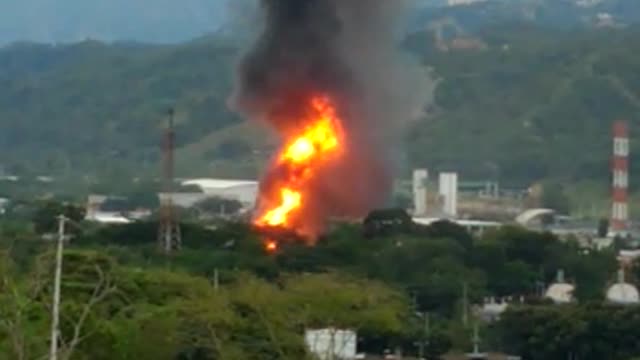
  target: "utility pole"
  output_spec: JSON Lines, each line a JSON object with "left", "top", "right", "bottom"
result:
{"left": 213, "top": 268, "right": 219, "bottom": 292}
{"left": 417, "top": 312, "right": 430, "bottom": 360}
{"left": 462, "top": 282, "right": 469, "bottom": 327}
{"left": 49, "top": 215, "right": 66, "bottom": 360}
{"left": 472, "top": 322, "right": 480, "bottom": 354}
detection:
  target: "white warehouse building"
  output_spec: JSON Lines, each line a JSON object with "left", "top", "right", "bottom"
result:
{"left": 181, "top": 178, "right": 259, "bottom": 207}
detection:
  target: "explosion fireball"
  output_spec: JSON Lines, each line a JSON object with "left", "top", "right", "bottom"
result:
{"left": 230, "top": 0, "right": 422, "bottom": 247}
{"left": 254, "top": 96, "right": 344, "bottom": 232}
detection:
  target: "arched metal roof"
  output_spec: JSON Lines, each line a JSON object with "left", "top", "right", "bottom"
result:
{"left": 515, "top": 208, "right": 555, "bottom": 225}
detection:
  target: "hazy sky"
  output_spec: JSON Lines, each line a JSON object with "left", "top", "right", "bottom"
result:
{"left": 0, "top": 0, "right": 229, "bottom": 45}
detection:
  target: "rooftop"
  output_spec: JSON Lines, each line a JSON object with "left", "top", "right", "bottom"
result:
{"left": 181, "top": 178, "right": 258, "bottom": 189}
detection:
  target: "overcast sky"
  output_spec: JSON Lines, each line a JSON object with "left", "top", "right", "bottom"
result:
{"left": 0, "top": 0, "right": 229, "bottom": 45}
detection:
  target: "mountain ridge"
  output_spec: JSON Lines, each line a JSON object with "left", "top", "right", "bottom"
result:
{"left": 0, "top": 0, "right": 228, "bottom": 45}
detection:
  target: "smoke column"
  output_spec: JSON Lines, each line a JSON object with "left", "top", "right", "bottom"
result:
{"left": 230, "top": 0, "right": 424, "bottom": 238}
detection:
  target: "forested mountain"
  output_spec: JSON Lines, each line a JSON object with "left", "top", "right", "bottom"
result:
{"left": 1, "top": 24, "right": 640, "bottom": 186}
{"left": 410, "top": 0, "right": 640, "bottom": 32}
{"left": 405, "top": 24, "right": 640, "bottom": 184}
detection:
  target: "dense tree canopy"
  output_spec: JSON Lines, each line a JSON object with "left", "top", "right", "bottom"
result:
{"left": 0, "top": 206, "right": 635, "bottom": 359}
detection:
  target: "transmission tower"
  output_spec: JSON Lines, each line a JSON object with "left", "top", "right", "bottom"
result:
{"left": 158, "top": 108, "right": 181, "bottom": 253}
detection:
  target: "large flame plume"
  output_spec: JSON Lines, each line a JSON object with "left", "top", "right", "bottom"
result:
{"left": 254, "top": 96, "right": 344, "bottom": 234}
{"left": 230, "top": 0, "right": 423, "bottom": 244}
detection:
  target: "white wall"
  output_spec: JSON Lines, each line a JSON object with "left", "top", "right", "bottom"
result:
{"left": 305, "top": 328, "right": 357, "bottom": 360}
{"left": 438, "top": 172, "right": 458, "bottom": 217}
{"left": 413, "top": 169, "right": 428, "bottom": 216}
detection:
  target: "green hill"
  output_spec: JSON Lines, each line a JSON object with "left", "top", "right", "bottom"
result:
{"left": 1, "top": 25, "right": 640, "bottom": 186}
{"left": 405, "top": 24, "right": 640, "bottom": 185}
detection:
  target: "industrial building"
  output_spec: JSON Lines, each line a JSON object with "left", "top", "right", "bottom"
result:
{"left": 305, "top": 328, "right": 357, "bottom": 360}
{"left": 181, "top": 178, "right": 258, "bottom": 208}
{"left": 85, "top": 195, "right": 133, "bottom": 224}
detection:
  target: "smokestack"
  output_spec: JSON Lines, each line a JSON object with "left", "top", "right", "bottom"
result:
{"left": 413, "top": 169, "right": 428, "bottom": 216}
{"left": 439, "top": 172, "right": 458, "bottom": 218}
{"left": 611, "top": 121, "right": 629, "bottom": 236}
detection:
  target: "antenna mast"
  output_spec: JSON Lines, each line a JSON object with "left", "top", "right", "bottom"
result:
{"left": 158, "top": 108, "right": 181, "bottom": 253}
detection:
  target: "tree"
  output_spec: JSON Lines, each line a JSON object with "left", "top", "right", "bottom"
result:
{"left": 424, "top": 330, "right": 453, "bottom": 360}
{"left": 418, "top": 220, "right": 474, "bottom": 251}
{"left": 363, "top": 208, "right": 413, "bottom": 238}
{"left": 499, "top": 304, "right": 640, "bottom": 360}
{"left": 284, "top": 272, "right": 410, "bottom": 335}
{"left": 32, "top": 200, "right": 85, "bottom": 235}
{"left": 0, "top": 250, "right": 48, "bottom": 359}
{"left": 540, "top": 182, "right": 570, "bottom": 215}
{"left": 597, "top": 218, "right": 609, "bottom": 237}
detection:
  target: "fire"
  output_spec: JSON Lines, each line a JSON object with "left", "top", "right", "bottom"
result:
{"left": 258, "top": 188, "right": 302, "bottom": 227}
{"left": 254, "top": 95, "right": 343, "bottom": 234}
{"left": 265, "top": 239, "right": 278, "bottom": 253}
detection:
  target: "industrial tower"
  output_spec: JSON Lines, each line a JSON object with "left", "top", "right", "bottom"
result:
{"left": 158, "top": 108, "right": 182, "bottom": 253}
{"left": 611, "top": 121, "right": 629, "bottom": 236}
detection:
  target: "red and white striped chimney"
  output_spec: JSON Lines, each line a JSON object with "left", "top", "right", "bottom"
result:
{"left": 611, "top": 121, "right": 629, "bottom": 234}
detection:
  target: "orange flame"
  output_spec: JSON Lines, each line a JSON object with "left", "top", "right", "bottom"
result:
{"left": 265, "top": 239, "right": 278, "bottom": 253}
{"left": 259, "top": 188, "right": 302, "bottom": 227}
{"left": 255, "top": 95, "right": 343, "bottom": 232}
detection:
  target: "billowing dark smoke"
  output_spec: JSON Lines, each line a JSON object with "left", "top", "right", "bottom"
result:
{"left": 230, "top": 0, "right": 423, "bottom": 238}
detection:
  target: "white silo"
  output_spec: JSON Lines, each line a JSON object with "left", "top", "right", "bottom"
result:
{"left": 545, "top": 269, "right": 575, "bottom": 304}
{"left": 439, "top": 172, "right": 458, "bottom": 217}
{"left": 606, "top": 268, "right": 639, "bottom": 305}
{"left": 413, "top": 169, "right": 428, "bottom": 216}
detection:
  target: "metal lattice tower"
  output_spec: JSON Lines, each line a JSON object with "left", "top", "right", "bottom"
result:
{"left": 158, "top": 108, "right": 181, "bottom": 253}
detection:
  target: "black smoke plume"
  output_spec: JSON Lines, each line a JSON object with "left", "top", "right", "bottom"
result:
{"left": 230, "top": 0, "right": 423, "bottom": 238}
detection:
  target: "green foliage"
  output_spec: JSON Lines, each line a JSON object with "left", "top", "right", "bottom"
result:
{"left": 540, "top": 181, "right": 571, "bottom": 214}
{"left": 499, "top": 304, "right": 640, "bottom": 360}
{"left": 405, "top": 25, "right": 640, "bottom": 185}
{"left": 31, "top": 200, "right": 85, "bottom": 234}
{"left": 0, "top": 212, "right": 626, "bottom": 358}
{"left": 0, "top": 38, "right": 242, "bottom": 178}
{"left": 0, "top": 247, "right": 411, "bottom": 360}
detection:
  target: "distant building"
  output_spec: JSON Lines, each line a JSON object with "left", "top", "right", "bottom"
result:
{"left": 305, "top": 328, "right": 357, "bottom": 360}
{"left": 86, "top": 195, "right": 108, "bottom": 219}
{"left": 475, "top": 297, "right": 521, "bottom": 323}
{"left": 181, "top": 178, "right": 258, "bottom": 208}
{"left": 606, "top": 269, "right": 639, "bottom": 305}
{"left": 515, "top": 208, "right": 555, "bottom": 227}
{"left": 158, "top": 192, "right": 210, "bottom": 208}
{"left": 413, "top": 217, "right": 501, "bottom": 236}
{"left": 439, "top": 173, "right": 458, "bottom": 217}
{"left": 85, "top": 194, "right": 134, "bottom": 224}
{"left": 0, "top": 197, "right": 8, "bottom": 215}
{"left": 89, "top": 212, "right": 132, "bottom": 224}
{"left": 545, "top": 270, "right": 575, "bottom": 304}
{"left": 412, "top": 169, "right": 428, "bottom": 216}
